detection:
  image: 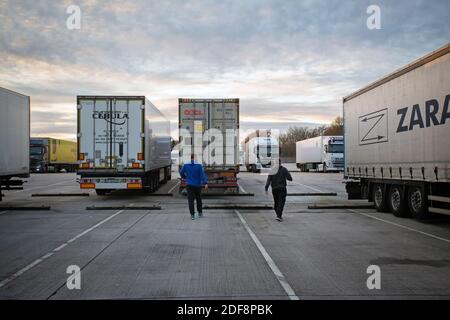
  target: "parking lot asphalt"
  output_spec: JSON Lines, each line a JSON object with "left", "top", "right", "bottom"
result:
{"left": 1, "top": 167, "right": 450, "bottom": 299}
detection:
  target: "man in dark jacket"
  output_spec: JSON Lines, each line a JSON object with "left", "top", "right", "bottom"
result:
{"left": 265, "top": 161, "right": 292, "bottom": 221}
{"left": 179, "top": 154, "right": 208, "bottom": 220}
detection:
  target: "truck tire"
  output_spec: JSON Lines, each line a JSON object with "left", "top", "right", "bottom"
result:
{"left": 167, "top": 167, "right": 172, "bottom": 181}
{"left": 372, "top": 184, "right": 388, "bottom": 212}
{"left": 389, "top": 185, "right": 409, "bottom": 217}
{"left": 407, "top": 186, "right": 428, "bottom": 219}
{"left": 361, "top": 183, "right": 369, "bottom": 199}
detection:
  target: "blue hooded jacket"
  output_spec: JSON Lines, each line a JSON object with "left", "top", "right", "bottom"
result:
{"left": 179, "top": 161, "right": 208, "bottom": 187}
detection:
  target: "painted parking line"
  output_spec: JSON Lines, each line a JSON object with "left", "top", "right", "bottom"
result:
{"left": 10, "top": 180, "right": 72, "bottom": 194}
{"left": 238, "top": 183, "right": 248, "bottom": 194}
{"left": 348, "top": 209, "right": 450, "bottom": 244}
{"left": 167, "top": 181, "right": 180, "bottom": 194}
{"left": 289, "top": 182, "right": 323, "bottom": 193}
{"left": 0, "top": 209, "right": 126, "bottom": 289}
{"left": 234, "top": 209, "right": 299, "bottom": 300}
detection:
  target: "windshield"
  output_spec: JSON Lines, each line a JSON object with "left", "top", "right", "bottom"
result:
{"left": 327, "top": 143, "right": 344, "bottom": 153}
{"left": 30, "top": 146, "right": 43, "bottom": 155}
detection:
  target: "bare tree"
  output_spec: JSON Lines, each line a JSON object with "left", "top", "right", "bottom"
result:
{"left": 323, "top": 116, "right": 343, "bottom": 135}
{"left": 278, "top": 116, "right": 343, "bottom": 158}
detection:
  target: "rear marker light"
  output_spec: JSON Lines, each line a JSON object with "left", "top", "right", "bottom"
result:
{"left": 132, "top": 162, "right": 141, "bottom": 169}
{"left": 137, "top": 153, "right": 144, "bottom": 160}
{"left": 127, "top": 183, "right": 142, "bottom": 189}
{"left": 80, "top": 183, "right": 95, "bottom": 189}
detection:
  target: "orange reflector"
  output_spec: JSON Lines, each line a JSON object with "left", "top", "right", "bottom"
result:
{"left": 137, "top": 153, "right": 144, "bottom": 160}
{"left": 81, "top": 163, "right": 90, "bottom": 169}
{"left": 127, "top": 183, "right": 142, "bottom": 189}
{"left": 80, "top": 183, "right": 95, "bottom": 189}
{"left": 221, "top": 172, "right": 236, "bottom": 177}
{"left": 78, "top": 153, "right": 85, "bottom": 160}
{"left": 132, "top": 162, "right": 140, "bottom": 169}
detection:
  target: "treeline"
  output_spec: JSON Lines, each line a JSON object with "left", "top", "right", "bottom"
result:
{"left": 279, "top": 116, "right": 343, "bottom": 158}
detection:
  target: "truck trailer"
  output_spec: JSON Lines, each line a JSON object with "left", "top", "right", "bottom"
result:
{"left": 296, "top": 136, "right": 344, "bottom": 172}
{"left": 344, "top": 43, "right": 450, "bottom": 219}
{"left": 178, "top": 98, "right": 239, "bottom": 193}
{"left": 243, "top": 130, "right": 279, "bottom": 173}
{"left": 77, "top": 96, "right": 172, "bottom": 195}
{"left": 30, "top": 137, "right": 77, "bottom": 173}
{"left": 0, "top": 87, "right": 30, "bottom": 201}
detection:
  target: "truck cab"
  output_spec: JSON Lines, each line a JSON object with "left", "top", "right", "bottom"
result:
{"left": 317, "top": 137, "right": 344, "bottom": 172}
{"left": 30, "top": 138, "right": 49, "bottom": 173}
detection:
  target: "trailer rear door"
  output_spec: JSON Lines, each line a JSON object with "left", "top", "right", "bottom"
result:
{"left": 78, "top": 97, "right": 143, "bottom": 170}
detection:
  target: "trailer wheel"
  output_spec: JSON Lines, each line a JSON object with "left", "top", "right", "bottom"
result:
{"left": 389, "top": 185, "right": 409, "bottom": 217}
{"left": 408, "top": 187, "right": 428, "bottom": 219}
{"left": 372, "top": 184, "right": 387, "bottom": 212}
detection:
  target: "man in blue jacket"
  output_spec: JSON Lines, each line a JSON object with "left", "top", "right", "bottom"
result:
{"left": 179, "top": 154, "right": 208, "bottom": 220}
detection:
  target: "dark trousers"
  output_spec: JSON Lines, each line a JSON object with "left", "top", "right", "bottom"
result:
{"left": 272, "top": 187, "right": 287, "bottom": 218}
{"left": 187, "top": 185, "right": 202, "bottom": 216}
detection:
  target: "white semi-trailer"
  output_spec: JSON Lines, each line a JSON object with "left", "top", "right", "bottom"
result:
{"left": 243, "top": 130, "right": 279, "bottom": 173}
{"left": 178, "top": 98, "right": 239, "bottom": 192}
{"left": 344, "top": 44, "right": 450, "bottom": 219}
{"left": 77, "top": 96, "right": 172, "bottom": 195}
{"left": 0, "top": 87, "right": 30, "bottom": 201}
{"left": 296, "top": 136, "right": 344, "bottom": 172}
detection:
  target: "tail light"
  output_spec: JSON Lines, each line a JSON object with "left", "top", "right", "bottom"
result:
{"left": 127, "top": 183, "right": 142, "bottom": 189}
{"left": 80, "top": 183, "right": 95, "bottom": 189}
{"left": 80, "top": 162, "right": 90, "bottom": 169}
{"left": 132, "top": 162, "right": 141, "bottom": 169}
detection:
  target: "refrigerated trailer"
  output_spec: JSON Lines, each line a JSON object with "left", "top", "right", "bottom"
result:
{"left": 243, "top": 130, "right": 279, "bottom": 173}
{"left": 344, "top": 43, "right": 450, "bottom": 219}
{"left": 30, "top": 137, "right": 77, "bottom": 173}
{"left": 296, "top": 136, "right": 344, "bottom": 172}
{"left": 77, "top": 96, "right": 172, "bottom": 195}
{"left": 178, "top": 98, "right": 239, "bottom": 193}
{"left": 0, "top": 87, "right": 30, "bottom": 201}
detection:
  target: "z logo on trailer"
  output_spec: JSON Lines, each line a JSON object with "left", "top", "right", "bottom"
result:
{"left": 358, "top": 108, "right": 388, "bottom": 145}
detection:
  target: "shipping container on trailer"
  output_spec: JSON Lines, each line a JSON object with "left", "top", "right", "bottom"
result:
{"left": 178, "top": 98, "right": 239, "bottom": 193}
{"left": 344, "top": 43, "right": 450, "bottom": 219}
{"left": 30, "top": 137, "right": 77, "bottom": 173}
{"left": 77, "top": 96, "right": 172, "bottom": 195}
{"left": 295, "top": 136, "right": 344, "bottom": 172}
{"left": 0, "top": 87, "right": 30, "bottom": 201}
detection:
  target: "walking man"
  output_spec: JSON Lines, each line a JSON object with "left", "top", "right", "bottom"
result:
{"left": 265, "top": 161, "right": 292, "bottom": 221}
{"left": 180, "top": 154, "right": 208, "bottom": 220}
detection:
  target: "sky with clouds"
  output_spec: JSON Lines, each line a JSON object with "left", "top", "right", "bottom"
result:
{"left": 0, "top": 0, "right": 449, "bottom": 140}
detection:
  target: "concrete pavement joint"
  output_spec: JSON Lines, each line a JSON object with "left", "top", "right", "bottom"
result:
{"left": 234, "top": 209, "right": 299, "bottom": 300}
{"left": 46, "top": 208, "right": 149, "bottom": 299}
{"left": 348, "top": 209, "right": 450, "bottom": 244}
{"left": 0, "top": 208, "right": 126, "bottom": 289}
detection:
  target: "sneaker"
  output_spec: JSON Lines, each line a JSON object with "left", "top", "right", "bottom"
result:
{"left": 279, "top": 217, "right": 283, "bottom": 222}
{"left": 191, "top": 215, "right": 195, "bottom": 220}
{"left": 275, "top": 217, "right": 281, "bottom": 222}
{"left": 198, "top": 212, "right": 203, "bottom": 218}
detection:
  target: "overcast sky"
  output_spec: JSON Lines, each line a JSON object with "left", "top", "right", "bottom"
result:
{"left": 1, "top": 0, "right": 449, "bottom": 140}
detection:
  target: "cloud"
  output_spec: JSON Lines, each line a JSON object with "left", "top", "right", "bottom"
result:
{"left": 1, "top": 0, "right": 449, "bottom": 140}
